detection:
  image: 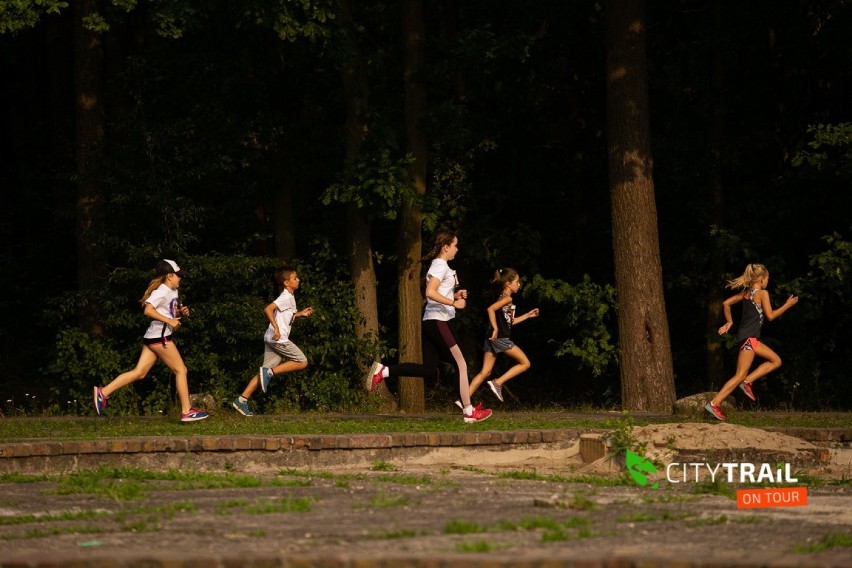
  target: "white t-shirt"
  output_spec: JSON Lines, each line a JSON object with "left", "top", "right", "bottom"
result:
{"left": 264, "top": 289, "right": 297, "bottom": 344}
{"left": 143, "top": 284, "right": 179, "bottom": 339}
{"left": 422, "top": 258, "right": 457, "bottom": 322}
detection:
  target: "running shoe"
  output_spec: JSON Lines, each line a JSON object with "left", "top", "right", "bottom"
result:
{"left": 93, "top": 386, "right": 107, "bottom": 415}
{"left": 259, "top": 367, "right": 273, "bottom": 393}
{"left": 739, "top": 381, "right": 756, "bottom": 402}
{"left": 181, "top": 408, "right": 209, "bottom": 422}
{"left": 231, "top": 397, "right": 254, "bottom": 416}
{"left": 487, "top": 380, "right": 504, "bottom": 402}
{"left": 704, "top": 402, "right": 727, "bottom": 421}
{"left": 463, "top": 405, "right": 492, "bottom": 423}
{"left": 368, "top": 362, "right": 385, "bottom": 392}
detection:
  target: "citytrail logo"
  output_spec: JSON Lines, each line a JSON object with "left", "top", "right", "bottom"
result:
{"left": 625, "top": 450, "right": 660, "bottom": 489}
{"left": 623, "top": 450, "right": 808, "bottom": 508}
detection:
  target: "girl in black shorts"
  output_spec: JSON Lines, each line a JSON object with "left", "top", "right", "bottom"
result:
{"left": 705, "top": 263, "right": 798, "bottom": 420}
{"left": 468, "top": 267, "right": 539, "bottom": 403}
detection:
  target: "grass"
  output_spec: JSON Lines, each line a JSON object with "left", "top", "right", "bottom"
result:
{"left": 0, "top": 410, "right": 847, "bottom": 441}
{"left": 456, "top": 540, "right": 494, "bottom": 552}
{"left": 794, "top": 532, "right": 852, "bottom": 553}
{"left": 497, "top": 469, "right": 629, "bottom": 487}
{"left": 445, "top": 519, "right": 487, "bottom": 534}
{"left": 354, "top": 490, "right": 411, "bottom": 509}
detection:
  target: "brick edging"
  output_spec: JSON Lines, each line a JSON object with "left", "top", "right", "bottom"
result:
{"left": 0, "top": 428, "right": 587, "bottom": 460}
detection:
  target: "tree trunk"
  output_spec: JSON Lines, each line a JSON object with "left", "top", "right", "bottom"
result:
{"left": 274, "top": 180, "right": 296, "bottom": 260}
{"left": 74, "top": 0, "right": 106, "bottom": 336}
{"left": 339, "top": 0, "right": 391, "bottom": 408}
{"left": 605, "top": 0, "right": 675, "bottom": 413}
{"left": 398, "top": 0, "right": 428, "bottom": 413}
{"left": 706, "top": 0, "right": 726, "bottom": 390}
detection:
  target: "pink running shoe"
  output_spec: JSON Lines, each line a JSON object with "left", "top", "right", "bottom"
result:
{"left": 463, "top": 405, "right": 492, "bottom": 423}
{"left": 93, "top": 386, "right": 107, "bottom": 415}
{"left": 704, "top": 402, "right": 727, "bottom": 421}
{"left": 367, "top": 362, "right": 385, "bottom": 392}
{"left": 739, "top": 381, "right": 756, "bottom": 402}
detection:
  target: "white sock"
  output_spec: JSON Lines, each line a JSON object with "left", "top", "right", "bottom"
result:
{"left": 464, "top": 404, "right": 473, "bottom": 414}
{"left": 239, "top": 396, "right": 248, "bottom": 403}
{"left": 382, "top": 367, "right": 389, "bottom": 379}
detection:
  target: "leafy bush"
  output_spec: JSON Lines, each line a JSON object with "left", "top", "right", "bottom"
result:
{"left": 47, "top": 240, "right": 379, "bottom": 415}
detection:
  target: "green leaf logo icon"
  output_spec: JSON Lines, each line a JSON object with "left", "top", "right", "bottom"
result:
{"left": 626, "top": 450, "right": 659, "bottom": 489}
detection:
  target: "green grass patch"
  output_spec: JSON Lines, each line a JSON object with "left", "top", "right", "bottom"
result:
{"left": 0, "top": 509, "right": 108, "bottom": 526}
{"left": 0, "top": 411, "right": 848, "bottom": 442}
{"left": 456, "top": 540, "right": 494, "bottom": 552}
{"left": 370, "top": 461, "right": 397, "bottom": 471}
{"left": 244, "top": 495, "right": 312, "bottom": 514}
{"left": 354, "top": 490, "right": 410, "bottom": 509}
{"left": 496, "top": 469, "right": 628, "bottom": 486}
{"left": 794, "top": 532, "right": 852, "bottom": 553}
{"left": 444, "top": 518, "right": 487, "bottom": 534}
{"left": 617, "top": 511, "right": 658, "bottom": 522}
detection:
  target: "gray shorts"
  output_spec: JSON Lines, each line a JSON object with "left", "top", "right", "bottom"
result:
{"left": 483, "top": 338, "right": 515, "bottom": 355}
{"left": 263, "top": 341, "right": 307, "bottom": 367}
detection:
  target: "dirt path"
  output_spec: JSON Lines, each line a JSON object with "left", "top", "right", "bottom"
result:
{"left": 1, "top": 461, "right": 849, "bottom": 566}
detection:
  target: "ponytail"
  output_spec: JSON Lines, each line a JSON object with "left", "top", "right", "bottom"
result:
{"left": 726, "top": 263, "right": 768, "bottom": 291}
{"left": 490, "top": 267, "right": 519, "bottom": 296}
{"left": 140, "top": 275, "right": 167, "bottom": 306}
{"left": 420, "top": 228, "right": 457, "bottom": 263}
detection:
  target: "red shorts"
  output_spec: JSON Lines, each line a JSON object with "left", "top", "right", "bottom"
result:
{"left": 739, "top": 337, "right": 760, "bottom": 351}
{"left": 143, "top": 335, "right": 173, "bottom": 347}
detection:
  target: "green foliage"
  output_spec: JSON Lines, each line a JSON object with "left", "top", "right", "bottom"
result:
{"left": 775, "top": 233, "right": 852, "bottom": 409}
{"left": 792, "top": 123, "right": 852, "bottom": 174}
{"left": 0, "top": 0, "right": 68, "bottom": 34}
{"left": 603, "top": 417, "right": 648, "bottom": 460}
{"left": 523, "top": 274, "right": 617, "bottom": 377}
{"left": 46, "top": 241, "right": 377, "bottom": 415}
{"left": 322, "top": 150, "right": 417, "bottom": 220}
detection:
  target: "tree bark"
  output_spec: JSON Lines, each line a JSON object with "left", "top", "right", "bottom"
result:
{"left": 339, "top": 0, "right": 391, "bottom": 408}
{"left": 605, "top": 0, "right": 675, "bottom": 413}
{"left": 398, "top": 0, "right": 428, "bottom": 413}
{"left": 274, "top": 181, "right": 296, "bottom": 260}
{"left": 74, "top": 0, "right": 106, "bottom": 336}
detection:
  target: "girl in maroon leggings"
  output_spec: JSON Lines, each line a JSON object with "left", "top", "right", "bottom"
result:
{"left": 368, "top": 229, "right": 492, "bottom": 423}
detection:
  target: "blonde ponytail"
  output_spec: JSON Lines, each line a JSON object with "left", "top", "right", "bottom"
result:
{"left": 726, "top": 263, "right": 768, "bottom": 291}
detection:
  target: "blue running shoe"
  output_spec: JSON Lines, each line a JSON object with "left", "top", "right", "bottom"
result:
{"left": 259, "top": 367, "right": 273, "bottom": 393}
{"left": 181, "top": 408, "right": 209, "bottom": 422}
{"left": 93, "top": 386, "right": 107, "bottom": 415}
{"left": 231, "top": 397, "right": 254, "bottom": 417}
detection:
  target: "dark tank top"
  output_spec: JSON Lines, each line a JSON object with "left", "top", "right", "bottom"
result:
{"left": 494, "top": 294, "right": 516, "bottom": 338}
{"left": 736, "top": 289, "right": 764, "bottom": 342}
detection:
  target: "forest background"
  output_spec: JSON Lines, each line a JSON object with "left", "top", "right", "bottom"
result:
{"left": 1, "top": 0, "right": 850, "bottom": 417}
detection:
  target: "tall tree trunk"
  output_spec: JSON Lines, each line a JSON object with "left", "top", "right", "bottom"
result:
{"left": 705, "top": 0, "right": 726, "bottom": 390}
{"left": 74, "top": 0, "right": 106, "bottom": 336}
{"left": 605, "top": 0, "right": 675, "bottom": 413}
{"left": 274, "top": 180, "right": 296, "bottom": 260}
{"left": 339, "top": 0, "right": 390, "bottom": 407}
{"left": 398, "top": 0, "right": 428, "bottom": 413}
